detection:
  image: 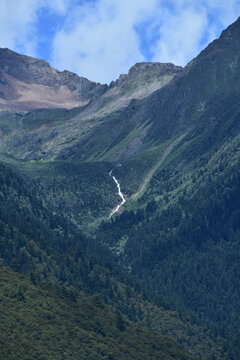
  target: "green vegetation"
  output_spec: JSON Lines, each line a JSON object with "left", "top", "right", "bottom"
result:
{"left": 97, "top": 133, "right": 240, "bottom": 358}
{"left": 0, "top": 158, "right": 229, "bottom": 359}
{"left": 0, "top": 156, "right": 116, "bottom": 229}
{"left": 0, "top": 266, "right": 196, "bottom": 360}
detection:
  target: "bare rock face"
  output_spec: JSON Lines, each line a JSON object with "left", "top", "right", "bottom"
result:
{"left": 127, "top": 61, "right": 182, "bottom": 77}
{"left": 0, "top": 48, "right": 104, "bottom": 111}
{"left": 110, "top": 62, "right": 182, "bottom": 90}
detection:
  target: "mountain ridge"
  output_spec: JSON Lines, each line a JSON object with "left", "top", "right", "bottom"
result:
{"left": 0, "top": 47, "right": 182, "bottom": 113}
{"left": 0, "top": 47, "right": 105, "bottom": 110}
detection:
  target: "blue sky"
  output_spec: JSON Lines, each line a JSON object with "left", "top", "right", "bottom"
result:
{"left": 0, "top": 0, "right": 240, "bottom": 83}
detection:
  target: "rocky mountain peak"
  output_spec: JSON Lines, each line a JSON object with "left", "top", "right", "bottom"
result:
{"left": 0, "top": 48, "right": 105, "bottom": 111}
{"left": 108, "top": 62, "right": 182, "bottom": 92}
{"left": 128, "top": 62, "right": 182, "bottom": 76}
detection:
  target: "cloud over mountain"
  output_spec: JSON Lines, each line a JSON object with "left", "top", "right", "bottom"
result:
{"left": 0, "top": 0, "right": 240, "bottom": 83}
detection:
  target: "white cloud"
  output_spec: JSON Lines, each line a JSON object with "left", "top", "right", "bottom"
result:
{"left": 51, "top": 0, "right": 240, "bottom": 83}
{"left": 52, "top": 0, "right": 158, "bottom": 83}
{"left": 151, "top": 5, "right": 208, "bottom": 65}
{"left": 0, "top": 0, "right": 68, "bottom": 56}
{"left": 1, "top": 0, "right": 240, "bottom": 83}
{"left": 206, "top": 0, "right": 240, "bottom": 27}
{"left": 151, "top": 0, "right": 240, "bottom": 66}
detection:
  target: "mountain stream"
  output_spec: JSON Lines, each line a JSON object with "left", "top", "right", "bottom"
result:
{"left": 109, "top": 166, "right": 126, "bottom": 218}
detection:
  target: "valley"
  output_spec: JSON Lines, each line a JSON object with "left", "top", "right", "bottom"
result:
{"left": 0, "top": 15, "right": 240, "bottom": 360}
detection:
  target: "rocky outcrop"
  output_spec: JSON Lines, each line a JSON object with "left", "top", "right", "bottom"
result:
{"left": 109, "top": 62, "right": 182, "bottom": 94}
{"left": 119, "top": 62, "right": 182, "bottom": 81}
{"left": 0, "top": 48, "right": 105, "bottom": 110}
{"left": 73, "top": 61, "right": 183, "bottom": 121}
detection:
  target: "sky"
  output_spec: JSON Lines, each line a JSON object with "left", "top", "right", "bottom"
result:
{"left": 0, "top": 0, "right": 240, "bottom": 84}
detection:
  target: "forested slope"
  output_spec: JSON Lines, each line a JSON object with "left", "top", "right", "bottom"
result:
{"left": 97, "top": 134, "right": 240, "bottom": 355}
{"left": 0, "top": 160, "right": 229, "bottom": 359}
{"left": 0, "top": 266, "right": 197, "bottom": 360}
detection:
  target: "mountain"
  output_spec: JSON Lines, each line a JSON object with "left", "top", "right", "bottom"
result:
{"left": 1, "top": 16, "right": 240, "bottom": 360}
{"left": 0, "top": 48, "right": 181, "bottom": 114}
{"left": 0, "top": 50, "right": 181, "bottom": 163}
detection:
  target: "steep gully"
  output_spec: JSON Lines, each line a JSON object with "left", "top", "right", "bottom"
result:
{"left": 109, "top": 133, "right": 186, "bottom": 218}
{"left": 109, "top": 165, "right": 126, "bottom": 218}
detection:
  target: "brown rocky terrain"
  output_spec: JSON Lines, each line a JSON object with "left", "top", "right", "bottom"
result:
{"left": 0, "top": 48, "right": 182, "bottom": 113}
{"left": 0, "top": 48, "right": 104, "bottom": 111}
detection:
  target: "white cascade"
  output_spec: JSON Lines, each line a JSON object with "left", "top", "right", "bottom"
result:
{"left": 109, "top": 167, "right": 126, "bottom": 218}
